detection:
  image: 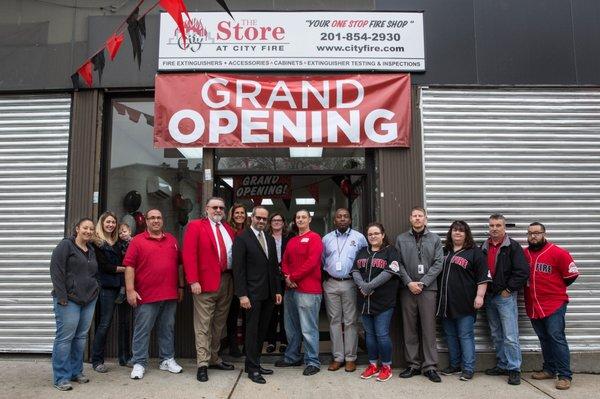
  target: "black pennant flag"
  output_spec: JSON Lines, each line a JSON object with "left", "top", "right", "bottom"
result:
{"left": 215, "top": 0, "right": 234, "bottom": 20}
{"left": 139, "top": 15, "right": 147, "bottom": 50}
{"left": 127, "top": 7, "right": 143, "bottom": 69}
{"left": 91, "top": 50, "right": 106, "bottom": 83}
{"left": 70, "top": 73, "right": 80, "bottom": 90}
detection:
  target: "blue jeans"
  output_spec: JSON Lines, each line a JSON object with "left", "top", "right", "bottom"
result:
{"left": 362, "top": 308, "right": 394, "bottom": 365}
{"left": 442, "top": 314, "right": 476, "bottom": 373}
{"left": 283, "top": 290, "right": 321, "bottom": 367}
{"left": 91, "top": 287, "right": 131, "bottom": 366}
{"left": 130, "top": 300, "right": 177, "bottom": 368}
{"left": 531, "top": 302, "right": 572, "bottom": 380}
{"left": 52, "top": 297, "right": 97, "bottom": 385}
{"left": 486, "top": 292, "right": 522, "bottom": 371}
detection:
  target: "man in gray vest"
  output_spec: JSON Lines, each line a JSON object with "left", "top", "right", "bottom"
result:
{"left": 395, "top": 206, "right": 443, "bottom": 382}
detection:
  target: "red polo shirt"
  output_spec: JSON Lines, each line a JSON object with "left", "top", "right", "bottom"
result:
{"left": 123, "top": 231, "right": 181, "bottom": 304}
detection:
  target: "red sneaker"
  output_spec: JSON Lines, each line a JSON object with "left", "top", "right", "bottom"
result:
{"left": 360, "top": 364, "right": 380, "bottom": 379}
{"left": 376, "top": 365, "right": 392, "bottom": 382}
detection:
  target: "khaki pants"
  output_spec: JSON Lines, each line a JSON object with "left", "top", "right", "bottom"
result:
{"left": 323, "top": 278, "right": 358, "bottom": 362}
{"left": 192, "top": 273, "right": 234, "bottom": 367}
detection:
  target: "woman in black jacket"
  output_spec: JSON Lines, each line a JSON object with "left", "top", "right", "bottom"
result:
{"left": 351, "top": 222, "right": 401, "bottom": 382}
{"left": 50, "top": 218, "right": 99, "bottom": 391}
{"left": 90, "top": 211, "right": 131, "bottom": 372}
{"left": 265, "top": 212, "right": 291, "bottom": 353}
{"left": 437, "top": 220, "right": 491, "bottom": 381}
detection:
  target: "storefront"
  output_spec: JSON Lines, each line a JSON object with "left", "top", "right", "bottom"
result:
{"left": 1, "top": 1, "right": 599, "bottom": 369}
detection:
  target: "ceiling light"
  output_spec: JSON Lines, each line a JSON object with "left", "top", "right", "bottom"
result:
{"left": 289, "top": 147, "right": 323, "bottom": 158}
{"left": 309, "top": 211, "right": 314, "bottom": 216}
{"left": 261, "top": 199, "right": 274, "bottom": 205}
{"left": 296, "top": 198, "right": 316, "bottom": 205}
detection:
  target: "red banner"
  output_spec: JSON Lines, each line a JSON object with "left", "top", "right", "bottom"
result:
{"left": 154, "top": 73, "right": 411, "bottom": 148}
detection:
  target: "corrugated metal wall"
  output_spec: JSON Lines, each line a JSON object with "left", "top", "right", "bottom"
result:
{"left": 0, "top": 94, "right": 71, "bottom": 352}
{"left": 421, "top": 88, "right": 600, "bottom": 351}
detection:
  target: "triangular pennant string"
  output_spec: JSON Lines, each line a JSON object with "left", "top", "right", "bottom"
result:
{"left": 77, "top": 61, "right": 93, "bottom": 87}
{"left": 113, "top": 102, "right": 127, "bottom": 115}
{"left": 91, "top": 50, "right": 106, "bottom": 83}
{"left": 105, "top": 33, "right": 125, "bottom": 61}
{"left": 126, "top": 106, "right": 142, "bottom": 123}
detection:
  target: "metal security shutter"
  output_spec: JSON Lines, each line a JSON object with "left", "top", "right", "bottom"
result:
{"left": 0, "top": 94, "right": 71, "bottom": 353}
{"left": 421, "top": 88, "right": 600, "bottom": 351}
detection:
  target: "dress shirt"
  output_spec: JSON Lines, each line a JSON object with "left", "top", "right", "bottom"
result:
{"left": 322, "top": 228, "right": 367, "bottom": 279}
{"left": 209, "top": 218, "right": 233, "bottom": 269}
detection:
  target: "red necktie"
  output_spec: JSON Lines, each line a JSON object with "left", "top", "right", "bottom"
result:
{"left": 215, "top": 222, "right": 228, "bottom": 271}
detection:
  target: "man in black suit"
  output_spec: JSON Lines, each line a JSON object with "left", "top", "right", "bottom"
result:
{"left": 232, "top": 206, "right": 283, "bottom": 384}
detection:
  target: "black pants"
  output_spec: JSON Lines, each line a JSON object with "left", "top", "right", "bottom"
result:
{"left": 91, "top": 287, "right": 131, "bottom": 366}
{"left": 266, "top": 302, "right": 287, "bottom": 345}
{"left": 244, "top": 297, "right": 275, "bottom": 373}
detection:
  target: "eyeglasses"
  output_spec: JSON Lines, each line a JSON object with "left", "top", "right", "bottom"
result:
{"left": 146, "top": 216, "right": 162, "bottom": 221}
{"left": 527, "top": 231, "right": 545, "bottom": 236}
{"left": 209, "top": 206, "right": 225, "bottom": 210}
{"left": 254, "top": 216, "right": 268, "bottom": 221}
{"left": 367, "top": 232, "right": 382, "bottom": 237}
{"left": 271, "top": 219, "right": 283, "bottom": 223}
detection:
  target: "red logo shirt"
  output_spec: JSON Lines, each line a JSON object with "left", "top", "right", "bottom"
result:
{"left": 524, "top": 242, "right": 579, "bottom": 319}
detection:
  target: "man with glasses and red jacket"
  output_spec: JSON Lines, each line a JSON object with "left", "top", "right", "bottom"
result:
{"left": 183, "top": 197, "right": 236, "bottom": 383}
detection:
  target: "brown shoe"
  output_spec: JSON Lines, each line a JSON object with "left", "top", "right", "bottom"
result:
{"left": 556, "top": 378, "right": 571, "bottom": 390}
{"left": 531, "top": 370, "right": 555, "bottom": 380}
{"left": 328, "top": 361, "right": 343, "bottom": 371}
{"left": 345, "top": 361, "right": 356, "bottom": 372}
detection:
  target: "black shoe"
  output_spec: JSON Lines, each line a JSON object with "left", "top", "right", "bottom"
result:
{"left": 303, "top": 365, "right": 320, "bottom": 376}
{"left": 196, "top": 366, "right": 208, "bottom": 382}
{"left": 441, "top": 365, "right": 461, "bottom": 375}
{"left": 485, "top": 366, "right": 509, "bottom": 376}
{"left": 424, "top": 370, "right": 442, "bottom": 383}
{"left": 508, "top": 371, "right": 521, "bottom": 385}
{"left": 275, "top": 359, "right": 303, "bottom": 367}
{"left": 209, "top": 362, "right": 235, "bottom": 371}
{"left": 265, "top": 344, "right": 276, "bottom": 353}
{"left": 399, "top": 367, "right": 421, "bottom": 378}
{"left": 248, "top": 371, "right": 266, "bottom": 384}
{"left": 229, "top": 346, "right": 243, "bottom": 358}
{"left": 259, "top": 366, "right": 274, "bottom": 375}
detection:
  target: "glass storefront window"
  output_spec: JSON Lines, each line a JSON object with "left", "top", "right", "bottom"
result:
{"left": 106, "top": 99, "right": 204, "bottom": 240}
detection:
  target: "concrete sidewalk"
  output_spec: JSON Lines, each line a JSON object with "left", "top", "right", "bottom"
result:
{"left": 1, "top": 357, "right": 598, "bottom": 399}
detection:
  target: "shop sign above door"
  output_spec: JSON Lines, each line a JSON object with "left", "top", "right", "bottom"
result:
{"left": 153, "top": 73, "right": 411, "bottom": 148}
{"left": 158, "top": 12, "right": 425, "bottom": 71}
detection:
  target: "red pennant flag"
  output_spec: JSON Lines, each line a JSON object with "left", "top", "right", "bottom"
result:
{"left": 126, "top": 106, "right": 142, "bottom": 123}
{"left": 77, "top": 61, "right": 93, "bottom": 87}
{"left": 106, "top": 33, "right": 125, "bottom": 61}
{"left": 160, "top": 0, "right": 190, "bottom": 46}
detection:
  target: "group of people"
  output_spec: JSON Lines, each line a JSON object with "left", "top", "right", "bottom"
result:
{"left": 49, "top": 201, "right": 579, "bottom": 392}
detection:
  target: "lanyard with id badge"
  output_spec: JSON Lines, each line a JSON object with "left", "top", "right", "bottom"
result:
{"left": 417, "top": 238, "right": 425, "bottom": 275}
{"left": 335, "top": 232, "right": 350, "bottom": 271}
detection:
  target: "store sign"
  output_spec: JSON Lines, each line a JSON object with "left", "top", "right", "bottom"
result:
{"left": 153, "top": 73, "right": 411, "bottom": 148}
{"left": 158, "top": 12, "right": 425, "bottom": 71}
{"left": 234, "top": 176, "right": 291, "bottom": 199}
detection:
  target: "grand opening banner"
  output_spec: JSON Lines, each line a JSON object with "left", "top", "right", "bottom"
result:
{"left": 153, "top": 73, "right": 411, "bottom": 148}
{"left": 158, "top": 12, "right": 425, "bottom": 71}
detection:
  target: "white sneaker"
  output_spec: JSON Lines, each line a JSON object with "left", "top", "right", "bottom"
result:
{"left": 130, "top": 364, "right": 145, "bottom": 379}
{"left": 159, "top": 358, "right": 183, "bottom": 374}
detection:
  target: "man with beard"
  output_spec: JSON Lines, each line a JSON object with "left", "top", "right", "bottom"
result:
{"left": 183, "top": 197, "right": 236, "bottom": 382}
{"left": 321, "top": 208, "right": 367, "bottom": 372}
{"left": 481, "top": 214, "right": 529, "bottom": 385}
{"left": 524, "top": 222, "right": 579, "bottom": 390}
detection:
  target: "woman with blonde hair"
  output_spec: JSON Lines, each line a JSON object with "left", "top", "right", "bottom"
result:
{"left": 90, "top": 211, "right": 131, "bottom": 372}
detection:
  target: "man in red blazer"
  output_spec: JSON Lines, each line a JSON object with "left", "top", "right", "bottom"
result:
{"left": 183, "top": 197, "right": 236, "bottom": 383}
